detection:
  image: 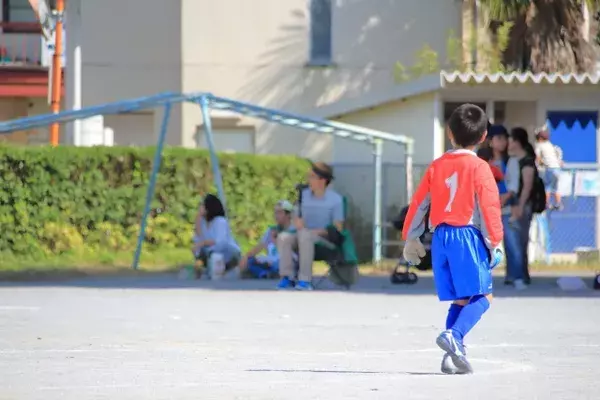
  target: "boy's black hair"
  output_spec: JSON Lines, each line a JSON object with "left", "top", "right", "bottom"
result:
{"left": 447, "top": 104, "right": 489, "bottom": 148}
{"left": 203, "top": 193, "right": 226, "bottom": 222}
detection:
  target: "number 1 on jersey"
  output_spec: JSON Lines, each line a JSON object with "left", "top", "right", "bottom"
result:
{"left": 444, "top": 172, "right": 458, "bottom": 212}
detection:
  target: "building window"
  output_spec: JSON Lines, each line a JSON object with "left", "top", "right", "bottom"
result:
{"left": 309, "top": 0, "right": 332, "bottom": 66}
{"left": 2, "top": 0, "right": 52, "bottom": 33}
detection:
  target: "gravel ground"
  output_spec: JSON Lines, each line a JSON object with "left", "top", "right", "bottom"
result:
{"left": 0, "top": 274, "right": 598, "bottom": 400}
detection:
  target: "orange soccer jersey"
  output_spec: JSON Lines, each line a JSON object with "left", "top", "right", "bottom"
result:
{"left": 402, "top": 149, "right": 503, "bottom": 248}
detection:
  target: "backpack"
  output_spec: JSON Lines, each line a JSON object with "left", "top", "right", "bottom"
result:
{"left": 519, "top": 156, "right": 546, "bottom": 214}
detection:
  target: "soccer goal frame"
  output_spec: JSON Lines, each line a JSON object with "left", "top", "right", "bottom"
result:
{"left": 0, "top": 92, "right": 415, "bottom": 268}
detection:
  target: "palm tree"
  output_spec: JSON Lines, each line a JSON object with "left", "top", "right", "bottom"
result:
{"left": 477, "top": 0, "right": 600, "bottom": 73}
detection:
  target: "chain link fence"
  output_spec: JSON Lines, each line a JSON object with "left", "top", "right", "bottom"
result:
{"left": 530, "top": 166, "right": 600, "bottom": 264}
{"left": 332, "top": 162, "right": 428, "bottom": 261}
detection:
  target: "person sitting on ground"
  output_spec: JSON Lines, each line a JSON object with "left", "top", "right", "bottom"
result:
{"left": 276, "top": 162, "right": 345, "bottom": 291}
{"left": 239, "top": 200, "right": 295, "bottom": 279}
{"left": 534, "top": 125, "right": 563, "bottom": 210}
{"left": 192, "top": 194, "right": 241, "bottom": 277}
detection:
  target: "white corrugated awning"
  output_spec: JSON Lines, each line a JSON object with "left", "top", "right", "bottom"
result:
{"left": 441, "top": 71, "right": 600, "bottom": 85}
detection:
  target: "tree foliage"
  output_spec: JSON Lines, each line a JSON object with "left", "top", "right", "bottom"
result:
{"left": 480, "top": 0, "right": 600, "bottom": 73}
{"left": 394, "top": 23, "right": 513, "bottom": 82}
{"left": 395, "top": 1, "right": 600, "bottom": 80}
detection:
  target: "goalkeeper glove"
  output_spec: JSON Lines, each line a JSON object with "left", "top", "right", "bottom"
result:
{"left": 489, "top": 247, "right": 504, "bottom": 269}
{"left": 403, "top": 239, "right": 426, "bottom": 265}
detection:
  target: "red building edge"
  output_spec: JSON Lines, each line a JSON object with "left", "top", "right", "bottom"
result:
{"left": 0, "top": 66, "right": 64, "bottom": 97}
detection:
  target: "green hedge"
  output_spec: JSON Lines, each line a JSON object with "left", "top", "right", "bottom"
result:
{"left": 0, "top": 145, "right": 308, "bottom": 261}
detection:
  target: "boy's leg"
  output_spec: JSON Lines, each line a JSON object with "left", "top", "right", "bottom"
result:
{"left": 451, "top": 294, "right": 492, "bottom": 341}
{"left": 448, "top": 227, "right": 493, "bottom": 339}
{"left": 276, "top": 232, "right": 298, "bottom": 288}
{"left": 543, "top": 169, "right": 553, "bottom": 207}
{"left": 431, "top": 227, "right": 465, "bottom": 374}
{"left": 270, "top": 260, "right": 280, "bottom": 274}
{"left": 296, "top": 229, "right": 318, "bottom": 284}
{"left": 247, "top": 257, "right": 269, "bottom": 279}
{"left": 441, "top": 302, "right": 465, "bottom": 374}
{"left": 446, "top": 303, "right": 464, "bottom": 329}
{"left": 437, "top": 227, "right": 493, "bottom": 374}
{"left": 518, "top": 207, "right": 533, "bottom": 285}
{"left": 431, "top": 228, "right": 455, "bottom": 302}
{"left": 503, "top": 214, "right": 525, "bottom": 285}
{"left": 546, "top": 168, "right": 562, "bottom": 208}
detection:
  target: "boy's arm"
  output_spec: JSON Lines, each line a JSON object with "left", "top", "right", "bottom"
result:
{"left": 475, "top": 163, "right": 503, "bottom": 248}
{"left": 293, "top": 203, "right": 304, "bottom": 231}
{"left": 246, "top": 232, "right": 268, "bottom": 258}
{"left": 535, "top": 145, "right": 542, "bottom": 165}
{"left": 402, "top": 166, "right": 432, "bottom": 241}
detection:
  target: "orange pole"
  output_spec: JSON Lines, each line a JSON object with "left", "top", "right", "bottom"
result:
{"left": 49, "top": 0, "right": 64, "bottom": 146}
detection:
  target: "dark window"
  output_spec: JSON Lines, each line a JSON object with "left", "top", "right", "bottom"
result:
{"left": 309, "top": 0, "right": 332, "bottom": 65}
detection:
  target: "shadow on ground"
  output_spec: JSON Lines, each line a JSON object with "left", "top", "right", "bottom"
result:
{"left": 246, "top": 368, "right": 446, "bottom": 377}
{"left": 1, "top": 271, "right": 598, "bottom": 299}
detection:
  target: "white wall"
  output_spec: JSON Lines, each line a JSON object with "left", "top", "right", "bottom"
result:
{"left": 65, "top": 0, "right": 183, "bottom": 146}
{"left": 27, "top": 97, "right": 52, "bottom": 144}
{"left": 198, "top": 127, "right": 255, "bottom": 154}
{"left": 104, "top": 112, "right": 155, "bottom": 146}
{"left": 332, "top": 93, "right": 436, "bottom": 165}
{"left": 504, "top": 101, "right": 537, "bottom": 137}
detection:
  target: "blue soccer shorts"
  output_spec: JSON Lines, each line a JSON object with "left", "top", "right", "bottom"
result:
{"left": 431, "top": 224, "right": 493, "bottom": 301}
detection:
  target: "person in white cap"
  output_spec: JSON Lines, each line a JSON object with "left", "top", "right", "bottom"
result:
{"left": 535, "top": 125, "right": 563, "bottom": 210}
{"left": 239, "top": 200, "right": 295, "bottom": 278}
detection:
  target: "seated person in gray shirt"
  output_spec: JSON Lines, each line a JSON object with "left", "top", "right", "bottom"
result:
{"left": 276, "top": 162, "right": 344, "bottom": 291}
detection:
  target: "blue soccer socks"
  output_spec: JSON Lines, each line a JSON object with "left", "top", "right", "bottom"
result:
{"left": 451, "top": 295, "right": 490, "bottom": 341}
{"left": 445, "top": 303, "right": 464, "bottom": 330}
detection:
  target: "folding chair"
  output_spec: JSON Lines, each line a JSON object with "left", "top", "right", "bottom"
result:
{"left": 312, "top": 197, "right": 359, "bottom": 289}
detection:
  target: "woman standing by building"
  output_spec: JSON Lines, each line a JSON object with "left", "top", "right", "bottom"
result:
{"left": 504, "top": 128, "right": 536, "bottom": 289}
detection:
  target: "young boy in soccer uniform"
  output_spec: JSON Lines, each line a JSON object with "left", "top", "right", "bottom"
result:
{"left": 402, "top": 104, "right": 504, "bottom": 374}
